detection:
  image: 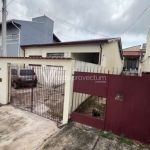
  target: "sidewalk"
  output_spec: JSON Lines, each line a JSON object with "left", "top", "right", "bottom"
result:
{"left": 0, "top": 106, "right": 58, "bottom": 150}
{"left": 38, "top": 122, "right": 149, "bottom": 150}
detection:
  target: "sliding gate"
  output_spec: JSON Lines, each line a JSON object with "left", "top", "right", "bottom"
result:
{"left": 9, "top": 65, "right": 65, "bottom": 123}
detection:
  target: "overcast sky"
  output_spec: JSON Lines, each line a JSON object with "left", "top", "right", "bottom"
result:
{"left": 0, "top": 0, "right": 150, "bottom": 48}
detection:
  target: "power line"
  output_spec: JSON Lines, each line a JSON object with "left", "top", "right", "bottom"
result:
{"left": 0, "top": 0, "right": 13, "bottom": 12}
{"left": 8, "top": 11, "right": 78, "bottom": 41}
{"left": 5, "top": 0, "right": 13, "bottom": 8}
{"left": 118, "top": 3, "right": 150, "bottom": 36}
{"left": 8, "top": 0, "right": 79, "bottom": 40}
{"left": 13, "top": 0, "right": 110, "bottom": 38}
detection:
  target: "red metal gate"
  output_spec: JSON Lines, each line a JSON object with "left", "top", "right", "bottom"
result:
{"left": 71, "top": 71, "right": 150, "bottom": 144}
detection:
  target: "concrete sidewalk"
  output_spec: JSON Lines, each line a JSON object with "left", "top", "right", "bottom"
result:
{"left": 39, "top": 123, "right": 149, "bottom": 150}
{"left": 0, "top": 105, "right": 58, "bottom": 150}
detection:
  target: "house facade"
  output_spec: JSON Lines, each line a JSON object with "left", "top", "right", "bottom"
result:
{"left": 21, "top": 37, "right": 124, "bottom": 74}
{"left": 0, "top": 16, "right": 60, "bottom": 57}
{"left": 122, "top": 45, "right": 146, "bottom": 75}
{"left": 139, "top": 30, "right": 150, "bottom": 74}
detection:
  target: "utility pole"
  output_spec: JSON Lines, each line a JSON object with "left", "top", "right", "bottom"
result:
{"left": 1, "top": 0, "right": 7, "bottom": 56}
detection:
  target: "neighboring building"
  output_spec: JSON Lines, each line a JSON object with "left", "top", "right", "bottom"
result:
{"left": 122, "top": 45, "right": 146, "bottom": 75}
{"left": 0, "top": 15, "right": 60, "bottom": 57}
{"left": 21, "top": 37, "right": 124, "bottom": 73}
{"left": 140, "top": 29, "right": 150, "bottom": 74}
{"left": 142, "top": 43, "right": 147, "bottom": 49}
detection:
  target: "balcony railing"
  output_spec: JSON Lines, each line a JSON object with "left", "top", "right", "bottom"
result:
{"left": 122, "top": 68, "right": 139, "bottom": 74}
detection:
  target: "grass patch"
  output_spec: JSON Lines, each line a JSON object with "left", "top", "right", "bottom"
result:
{"left": 118, "top": 134, "right": 133, "bottom": 146}
{"left": 97, "top": 131, "right": 150, "bottom": 149}
{"left": 98, "top": 130, "right": 114, "bottom": 140}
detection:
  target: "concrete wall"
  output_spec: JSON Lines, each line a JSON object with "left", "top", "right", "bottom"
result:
{"left": 0, "top": 58, "right": 73, "bottom": 124}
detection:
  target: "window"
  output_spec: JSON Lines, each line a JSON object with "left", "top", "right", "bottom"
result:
{"left": 20, "top": 70, "right": 35, "bottom": 76}
{"left": 29, "top": 55, "right": 42, "bottom": 58}
{"left": 127, "top": 59, "right": 137, "bottom": 69}
{"left": 46, "top": 65, "right": 63, "bottom": 68}
{"left": 29, "top": 64, "right": 41, "bottom": 66}
{"left": 47, "top": 53, "right": 64, "bottom": 57}
{"left": 12, "top": 34, "right": 18, "bottom": 42}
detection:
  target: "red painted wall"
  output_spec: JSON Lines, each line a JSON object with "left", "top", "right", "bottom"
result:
{"left": 72, "top": 72, "right": 150, "bottom": 144}
{"left": 106, "top": 75, "right": 150, "bottom": 144}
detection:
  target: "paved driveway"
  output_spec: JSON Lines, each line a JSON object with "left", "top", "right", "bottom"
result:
{"left": 0, "top": 105, "right": 59, "bottom": 150}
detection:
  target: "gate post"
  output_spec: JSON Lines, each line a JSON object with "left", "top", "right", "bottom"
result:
{"left": 31, "top": 67, "right": 34, "bottom": 112}
{"left": 104, "top": 70, "right": 110, "bottom": 130}
{"left": 62, "top": 62, "right": 74, "bottom": 124}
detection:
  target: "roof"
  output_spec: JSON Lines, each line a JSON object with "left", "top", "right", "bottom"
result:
{"left": 53, "top": 34, "right": 61, "bottom": 42}
{"left": 123, "top": 45, "right": 141, "bottom": 51}
{"left": 123, "top": 51, "right": 141, "bottom": 57}
{"left": 0, "top": 19, "right": 21, "bottom": 26}
{"left": 123, "top": 45, "right": 146, "bottom": 57}
{"left": 21, "top": 37, "right": 123, "bottom": 60}
{"left": 0, "top": 57, "right": 72, "bottom": 60}
{"left": 21, "top": 37, "right": 121, "bottom": 48}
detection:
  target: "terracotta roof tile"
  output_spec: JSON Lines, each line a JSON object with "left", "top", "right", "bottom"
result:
{"left": 123, "top": 45, "right": 141, "bottom": 51}
{"left": 123, "top": 51, "right": 140, "bottom": 56}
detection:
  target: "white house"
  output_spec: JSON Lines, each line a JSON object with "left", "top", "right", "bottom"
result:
{"left": 21, "top": 37, "right": 123, "bottom": 74}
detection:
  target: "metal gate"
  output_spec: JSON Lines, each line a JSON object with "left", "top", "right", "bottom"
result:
{"left": 9, "top": 65, "right": 65, "bottom": 123}
{"left": 71, "top": 71, "right": 150, "bottom": 144}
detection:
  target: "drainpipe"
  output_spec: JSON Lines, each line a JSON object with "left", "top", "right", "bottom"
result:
{"left": 21, "top": 47, "right": 25, "bottom": 68}
{"left": 12, "top": 21, "right": 20, "bottom": 57}
{"left": 21, "top": 47, "right": 25, "bottom": 57}
{"left": 99, "top": 44, "right": 102, "bottom": 65}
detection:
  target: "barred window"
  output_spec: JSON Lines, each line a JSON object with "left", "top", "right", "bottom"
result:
{"left": 47, "top": 53, "right": 64, "bottom": 57}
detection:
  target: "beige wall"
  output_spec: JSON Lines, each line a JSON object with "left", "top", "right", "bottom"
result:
{"left": 42, "top": 45, "right": 100, "bottom": 57}
{"left": 25, "top": 48, "right": 42, "bottom": 57}
{"left": 23, "top": 41, "right": 123, "bottom": 74}
{"left": 0, "top": 58, "right": 73, "bottom": 124}
{"left": 20, "top": 48, "right": 24, "bottom": 57}
{"left": 23, "top": 44, "right": 100, "bottom": 58}
{"left": 140, "top": 30, "right": 150, "bottom": 73}
{"left": 102, "top": 41, "right": 123, "bottom": 73}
